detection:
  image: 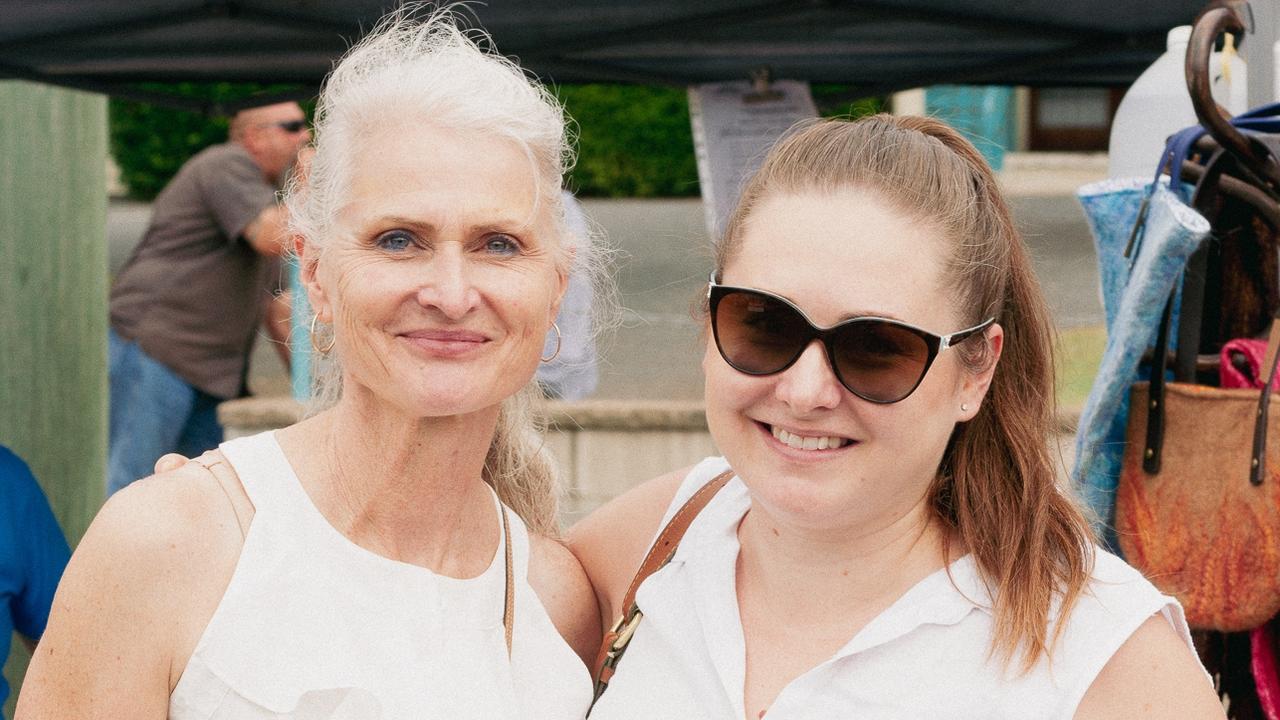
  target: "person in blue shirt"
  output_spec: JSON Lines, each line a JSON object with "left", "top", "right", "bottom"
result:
{"left": 0, "top": 445, "right": 70, "bottom": 716}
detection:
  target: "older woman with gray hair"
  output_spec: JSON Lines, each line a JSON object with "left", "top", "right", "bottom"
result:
{"left": 19, "top": 11, "right": 600, "bottom": 719}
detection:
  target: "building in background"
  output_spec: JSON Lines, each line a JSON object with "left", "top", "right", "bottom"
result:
{"left": 894, "top": 85, "right": 1124, "bottom": 169}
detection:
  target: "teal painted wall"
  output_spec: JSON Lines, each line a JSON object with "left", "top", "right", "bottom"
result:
{"left": 0, "top": 80, "right": 108, "bottom": 716}
{"left": 925, "top": 85, "right": 1016, "bottom": 170}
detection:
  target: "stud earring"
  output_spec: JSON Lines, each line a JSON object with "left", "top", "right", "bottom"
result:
{"left": 961, "top": 403, "right": 970, "bottom": 412}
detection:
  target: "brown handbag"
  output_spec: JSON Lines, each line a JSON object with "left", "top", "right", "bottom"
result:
{"left": 1117, "top": 310, "right": 1280, "bottom": 632}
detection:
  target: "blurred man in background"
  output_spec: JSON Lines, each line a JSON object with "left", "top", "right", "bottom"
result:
{"left": 106, "top": 102, "right": 308, "bottom": 496}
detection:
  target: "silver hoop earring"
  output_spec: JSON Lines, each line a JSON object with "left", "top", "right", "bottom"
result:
{"left": 540, "top": 322, "right": 562, "bottom": 363}
{"left": 310, "top": 314, "right": 335, "bottom": 355}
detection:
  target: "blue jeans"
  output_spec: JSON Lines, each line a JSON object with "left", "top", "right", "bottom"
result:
{"left": 107, "top": 329, "right": 223, "bottom": 496}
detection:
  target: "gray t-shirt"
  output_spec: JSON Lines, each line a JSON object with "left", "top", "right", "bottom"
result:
{"left": 110, "top": 142, "right": 279, "bottom": 399}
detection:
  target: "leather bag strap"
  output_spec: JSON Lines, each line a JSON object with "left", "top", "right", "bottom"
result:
{"left": 501, "top": 506, "right": 514, "bottom": 658}
{"left": 1176, "top": 147, "right": 1235, "bottom": 379}
{"left": 1251, "top": 317, "right": 1280, "bottom": 485}
{"left": 589, "top": 469, "right": 734, "bottom": 708}
{"left": 1144, "top": 294, "right": 1177, "bottom": 473}
{"left": 1142, "top": 147, "right": 1230, "bottom": 471}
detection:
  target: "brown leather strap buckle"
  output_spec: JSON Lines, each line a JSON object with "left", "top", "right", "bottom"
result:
{"left": 587, "top": 469, "right": 734, "bottom": 712}
{"left": 606, "top": 607, "right": 643, "bottom": 655}
{"left": 592, "top": 607, "right": 644, "bottom": 704}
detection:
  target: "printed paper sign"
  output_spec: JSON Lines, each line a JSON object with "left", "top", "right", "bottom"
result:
{"left": 688, "top": 80, "right": 818, "bottom": 239}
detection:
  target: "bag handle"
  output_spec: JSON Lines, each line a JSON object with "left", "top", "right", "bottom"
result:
{"left": 1251, "top": 318, "right": 1280, "bottom": 485}
{"left": 1142, "top": 136, "right": 1252, "bottom": 467}
{"left": 1143, "top": 294, "right": 1177, "bottom": 473}
{"left": 1129, "top": 124, "right": 1213, "bottom": 263}
{"left": 1141, "top": 147, "right": 1231, "bottom": 471}
{"left": 589, "top": 469, "right": 734, "bottom": 708}
{"left": 1146, "top": 303, "right": 1280, "bottom": 486}
{"left": 1170, "top": 146, "right": 1236, "bottom": 385}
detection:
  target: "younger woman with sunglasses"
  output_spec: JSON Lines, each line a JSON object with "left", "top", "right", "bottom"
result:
{"left": 571, "top": 116, "right": 1222, "bottom": 718}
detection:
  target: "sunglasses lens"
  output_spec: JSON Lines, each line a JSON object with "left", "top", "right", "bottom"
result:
{"left": 831, "top": 321, "right": 930, "bottom": 402}
{"left": 714, "top": 290, "right": 810, "bottom": 374}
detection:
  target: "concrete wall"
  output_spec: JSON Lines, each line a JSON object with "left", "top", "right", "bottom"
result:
{"left": 0, "top": 80, "right": 108, "bottom": 717}
{"left": 543, "top": 401, "right": 719, "bottom": 525}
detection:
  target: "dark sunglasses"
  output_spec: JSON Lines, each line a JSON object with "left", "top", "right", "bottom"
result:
{"left": 274, "top": 119, "right": 309, "bottom": 133}
{"left": 707, "top": 274, "right": 995, "bottom": 404}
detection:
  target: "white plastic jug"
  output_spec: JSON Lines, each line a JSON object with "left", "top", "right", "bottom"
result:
{"left": 1108, "top": 26, "right": 1249, "bottom": 179}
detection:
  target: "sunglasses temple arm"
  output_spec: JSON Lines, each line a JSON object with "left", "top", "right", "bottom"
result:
{"left": 939, "top": 318, "right": 996, "bottom": 351}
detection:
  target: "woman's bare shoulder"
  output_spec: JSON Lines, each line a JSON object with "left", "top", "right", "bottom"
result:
{"left": 98, "top": 454, "right": 254, "bottom": 573}
{"left": 57, "top": 459, "right": 246, "bottom": 598}
{"left": 69, "top": 456, "right": 252, "bottom": 631}
{"left": 565, "top": 466, "right": 692, "bottom": 626}
{"left": 18, "top": 455, "right": 251, "bottom": 716}
{"left": 1073, "top": 613, "right": 1225, "bottom": 720}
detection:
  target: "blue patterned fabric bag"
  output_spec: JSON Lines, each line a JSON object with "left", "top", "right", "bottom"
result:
{"left": 1073, "top": 179, "right": 1209, "bottom": 546}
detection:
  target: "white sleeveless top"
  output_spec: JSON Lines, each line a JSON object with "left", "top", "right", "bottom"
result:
{"left": 589, "top": 457, "right": 1203, "bottom": 720}
{"left": 168, "top": 431, "right": 591, "bottom": 720}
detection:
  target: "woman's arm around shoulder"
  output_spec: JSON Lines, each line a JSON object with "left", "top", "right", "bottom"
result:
{"left": 565, "top": 466, "right": 691, "bottom": 631}
{"left": 16, "top": 458, "right": 249, "bottom": 719}
{"left": 1074, "top": 613, "right": 1225, "bottom": 720}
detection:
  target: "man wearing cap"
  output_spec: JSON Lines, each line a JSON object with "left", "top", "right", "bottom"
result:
{"left": 107, "top": 102, "right": 310, "bottom": 496}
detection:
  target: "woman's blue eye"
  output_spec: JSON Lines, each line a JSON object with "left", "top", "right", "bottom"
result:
{"left": 485, "top": 235, "right": 519, "bottom": 256}
{"left": 375, "top": 230, "right": 414, "bottom": 252}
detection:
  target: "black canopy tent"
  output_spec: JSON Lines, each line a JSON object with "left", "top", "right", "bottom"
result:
{"left": 0, "top": 0, "right": 1209, "bottom": 111}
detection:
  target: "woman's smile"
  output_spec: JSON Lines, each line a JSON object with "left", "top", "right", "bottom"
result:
{"left": 398, "top": 328, "right": 491, "bottom": 358}
{"left": 756, "top": 420, "right": 857, "bottom": 461}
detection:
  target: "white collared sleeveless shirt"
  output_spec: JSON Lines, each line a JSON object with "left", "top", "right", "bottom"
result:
{"left": 168, "top": 430, "right": 591, "bottom": 720}
{"left": 589, "top": 457, "right": 1203, "bottom": 720}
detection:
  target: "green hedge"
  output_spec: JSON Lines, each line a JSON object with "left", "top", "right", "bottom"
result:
{"left": 813, "top": 87, "right": 884, "bottom": 120}
{"left": 109, "top": 83, "right": 306, "bottom": 200}
{"left": 111, "top": 101, "right": 228, "bottom": 200}
{"left": 556, "top": 84, "right": 700, "bottom": 197}
{"left": 110, "top": 83, "right": 882, "bottom": 200}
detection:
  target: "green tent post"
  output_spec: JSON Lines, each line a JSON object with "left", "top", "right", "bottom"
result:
{"left": 0, "top": 80, "right": 108, "bottom": 716}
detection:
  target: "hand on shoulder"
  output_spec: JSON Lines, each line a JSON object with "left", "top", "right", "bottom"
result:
{"left": 566, "top": 466, "right": 692, "bottom": 629}
{"left": 107, "top": 451, "right": 254, "bottom": 555}
{"left": 16, "top": 455, "right": 250, "bottom": 718}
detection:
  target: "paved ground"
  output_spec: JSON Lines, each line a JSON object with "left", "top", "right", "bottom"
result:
{"left": 106, "top": 158, "right": 1107, "bottom": 402}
